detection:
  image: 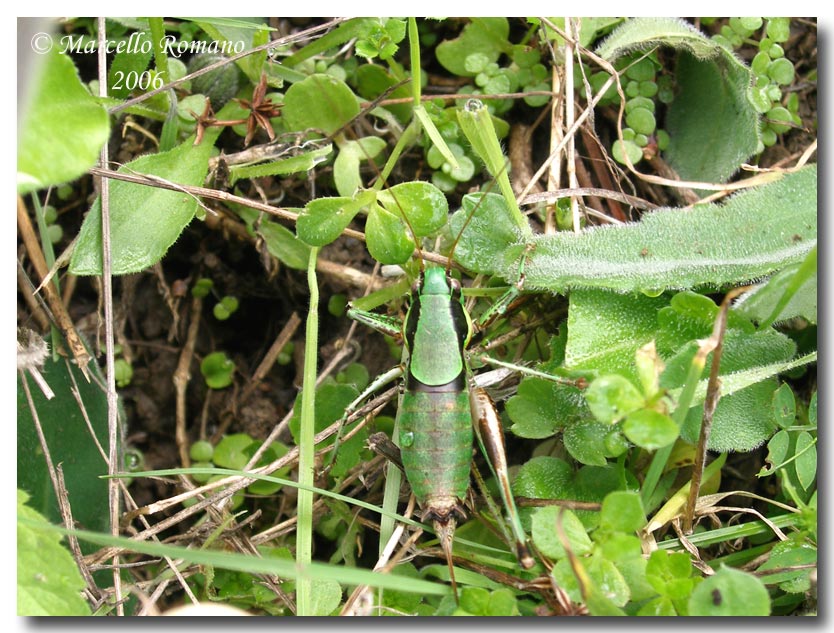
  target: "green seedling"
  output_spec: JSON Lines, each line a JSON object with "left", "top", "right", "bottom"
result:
{"left": 213, "top": 295, "right": 240, "bottom": 321}
{"left": 200, "top": 351, "right": 235, "bottom": 389}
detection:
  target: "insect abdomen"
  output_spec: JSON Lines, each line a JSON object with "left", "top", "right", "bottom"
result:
{"left": 398, "top": 389, "right": 472, "bottom": 515}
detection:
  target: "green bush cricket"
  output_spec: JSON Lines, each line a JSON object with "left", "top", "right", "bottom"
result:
{"left": 337, "top": 192, "right": 537, "bottom": 599}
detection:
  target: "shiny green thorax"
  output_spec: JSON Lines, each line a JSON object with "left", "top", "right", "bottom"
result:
{"left": 403, "top": 267, "right": 473, "bottom": 389}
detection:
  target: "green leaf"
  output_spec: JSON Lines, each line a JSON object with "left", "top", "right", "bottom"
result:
{"left": 681, "top": 379, "right": 778, "bottom": 452}
{"left": 532, "top": 507, "right": 593, "bottom": 559}
{"left": 506, "top": 378, "right": 568, "bottom": 439}
{"left": 771, "top": 383, "right": 796, "bottom": 429}
{"left": 17, "top": 490, "right": 91, "bottom": 616}
{"left": 735, "top": 249, "right": 817, "bottom": 326}
{"left": 355, "top": 63, "right": 413, "bottom": 122}
{"left": 282, "top": 74, "right": 360, "bottom": 136}
{"left": 448, "top": 193, "right": 522, "bottom": 274}
{"left": 757, "top": 541, "right": 816, "bottom": 593}
{"left": 365, "top": 202, "right": 415, "bottom": 265}
{"left": 245, "top": 441, "right": 290, "bottom": 495}
{"left": 689, "top": 566, "right": 770, "bottom": 615}
{"left": 296, "top": 196, "right": 364, "bottom": 247}
{"left": 456, "top": 99, "right": 528, "bottom": 231}
{"left": 288, "top": 382, "right": 363, "bottom": 478}
{"left": 586, "top": 556, "right": 631, "bottom": 608}
{"left": 645, "top": 550, "right": 695, "bottom": 601}
{"left": 376, "top": 181, "right": 449, "bottom": 237}
{"left": 230, "top": 144, "right": 334, "bottom": 185}
{"left": 18, "top": 49, "right": 110, "bottom": 194}
{"left": 194, "top": 19, "right": 272, "bottom": 84}
{"left": 670, "top": 329, "right": 800, "bottom": 452}
{"left": 512, "top": 456, "right": 575, "bottom": 500}
{"left": 563, "top": 419, "right": 609, "bottom": 466}
{"left": 454, "top": 587, "right": 520, "bottom": 616}
{"left": 332, "top": 138, "right": 386, "bottom": 197}
{"left": 107, "top": 29, "right": 153, "bottom": 99}
{"left": 637, "top": 596, "right": 678, "bottom": 616}
{"left": 565, "top": 290, "right": 668, "bottom": 384}
{"left": 585, "top": 375, "right": 645, "bottom": 424}
{"left": 69, "top": 138, "right": 213, "bottom": 275}
{"left": 622, "top": 409, "right": 679, "bottom": 450}
{"left": 435, "top": 18, "right": 510, "bottom": 77}
{"left": 200, "top": 351, "right": 235, "bottom": 389}
{"left": 212, "top": 433, "right": 254, "bottom": 470}
{"left": 599, "top": 491, "right": 646, "bottom": 533}
{"left": 308, "top": 578, "right": 343, "bottom": 615}
{"left": 665, "top": 50, "right": 759, "bottom": 184}
{"left": 597, "top": 17, "right": 759, "bottom": 184}
{"left": 597, "top": 18, "right": 722, "bottom": 61}
{"left": 794, "top": 431, "right": 817, "bottom": 490}
{"left": 497, "top": 165, "right": 816, "bottom": 293}
{"left": 17, "top": 344, "right": 112, "bottom": 536}
{"left": 236, "top": 207, "right": 311, "bottom": 270}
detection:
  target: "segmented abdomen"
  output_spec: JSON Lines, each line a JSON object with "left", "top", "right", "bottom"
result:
{"left": 398, "top": 389, "right": 472, "bottom": 514}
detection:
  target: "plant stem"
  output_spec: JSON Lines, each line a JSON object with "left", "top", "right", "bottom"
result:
{"left": 296, "top": 246, "right": 320, "bottom": 615}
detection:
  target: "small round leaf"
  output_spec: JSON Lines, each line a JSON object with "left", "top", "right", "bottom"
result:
{"left": 689, "top": 566, "right": 770, "bottom": 615}
{"left": 200, "top": 351, "right": 235, "bottom": 389}
{"left": 585, "top": 375, "right": 645, "bottom": 424}
{"left": 622, "top": 409, "right": 678, "bottom": 450}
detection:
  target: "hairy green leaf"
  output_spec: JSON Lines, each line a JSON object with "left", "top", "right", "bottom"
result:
{"left": 17, "top": 491, "right": 91, "bottom": 616}
{"left": 18, "top": 49, "right": 110, "bottom": 194}
{"left": 296, "top": 197, "right": 364, "bottom": 247}
{"left": 230, "top": 144, "right": 333, "bottom": 185}
{"left": 565, "top": 290, "right": 668, "bottom": 383}
{"left": 735, "top": 247, "right": 817, "bottom": 326}
{"left": 498, "top": 165, "right": 816, "bottom": 293}
{"left": 596, "top": 17, "right": 760, "bottom": 183}
{"left": 596, "top": 17, "right": 721, "bottom": 61}
{"left": 665, "top": 51, "right": 760, "bottom": 184}
{"left": 449, "top": 193, "right": 522, "bottom": 273}
{"left": 69, "top": 138, "right": 213, "bottom": 275}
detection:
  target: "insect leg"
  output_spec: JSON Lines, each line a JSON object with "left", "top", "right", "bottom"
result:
{"left": 470, "top": 386, "right": 535, "bottom": 569}
{"left": 325, "top": 365, "right": 404, "bottom": 471}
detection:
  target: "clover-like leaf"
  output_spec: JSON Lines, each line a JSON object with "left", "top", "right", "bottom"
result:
{"left": 200, "top": 351, "right": 235, "bottom": 389}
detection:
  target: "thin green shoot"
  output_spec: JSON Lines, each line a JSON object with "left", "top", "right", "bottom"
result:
{"left": 408, "top": 17, "right": 460, "bottom": 170}
{"left": 295, "top": 246, "right": 319, "bottom": 615}
{"left": 24, "top": 518, "right": 452, "bottom": 597}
